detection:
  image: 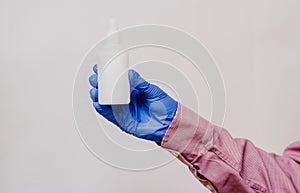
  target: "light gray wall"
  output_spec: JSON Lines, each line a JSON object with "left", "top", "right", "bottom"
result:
{"left": 0, "top": 0, "right": 299, "bottom": 192}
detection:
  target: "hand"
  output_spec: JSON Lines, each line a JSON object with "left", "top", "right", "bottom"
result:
{"left": 89, "top": 65, "right": 178, "bottom": 143}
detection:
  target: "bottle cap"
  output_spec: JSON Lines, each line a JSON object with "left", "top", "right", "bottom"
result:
{"left": 108, "top": 18, "right": 118, "bottom": 35}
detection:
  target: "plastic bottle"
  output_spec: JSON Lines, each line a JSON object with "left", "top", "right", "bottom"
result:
{"left": 98, "top": 19, "right": 130, "bottom": 104}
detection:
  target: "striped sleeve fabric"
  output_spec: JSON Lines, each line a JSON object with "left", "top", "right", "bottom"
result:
{"left": 161, "top": 103, "right": 300, "bottom": 193}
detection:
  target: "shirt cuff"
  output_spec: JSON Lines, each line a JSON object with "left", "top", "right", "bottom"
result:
{"left": 161, "top": 103, "right": 215, "bottom": 155}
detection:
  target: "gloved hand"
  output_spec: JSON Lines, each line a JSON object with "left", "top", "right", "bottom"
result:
{"left": 89, "top": 64, "right": 178, "bottom": 143}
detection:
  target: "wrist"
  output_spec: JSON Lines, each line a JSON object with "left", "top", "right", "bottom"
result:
{"left": 154, "top": 101, "right": 179, "bottom": 143}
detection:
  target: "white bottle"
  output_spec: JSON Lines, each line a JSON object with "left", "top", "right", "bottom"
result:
{"left": 98, "top": 19, "right": 130, "bottom": 104}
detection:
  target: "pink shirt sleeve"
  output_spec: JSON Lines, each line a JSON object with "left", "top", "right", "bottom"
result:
{"left": 161, "top": 103, "right": 300, "bottom": 193}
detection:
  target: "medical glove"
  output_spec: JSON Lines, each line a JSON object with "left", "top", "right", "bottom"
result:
{"left": 89, "top": 64, "right": 178, "bottom": 143}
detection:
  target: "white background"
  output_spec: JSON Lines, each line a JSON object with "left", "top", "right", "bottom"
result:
{"left": 1, "top": 0, "right": 300, "bottom": 192}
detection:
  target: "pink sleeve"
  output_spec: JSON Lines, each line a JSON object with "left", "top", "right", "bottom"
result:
{"left": 161, "top": 103, "right": 300, "bottom": 193}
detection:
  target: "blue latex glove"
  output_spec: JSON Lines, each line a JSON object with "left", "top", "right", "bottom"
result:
{"left": 89, "top": 64, "right": 178, "bottom": 143}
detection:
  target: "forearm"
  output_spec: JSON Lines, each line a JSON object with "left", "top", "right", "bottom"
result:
{"left": 160, "top": 103, "right": 282, "bottom": 192}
